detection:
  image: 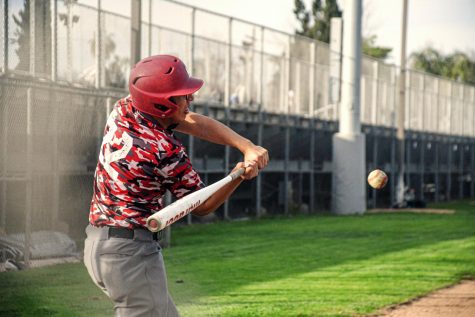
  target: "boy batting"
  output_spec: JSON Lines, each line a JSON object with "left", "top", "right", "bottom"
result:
{"left": 84, "top": 55, "right": 268, "bottom": 316}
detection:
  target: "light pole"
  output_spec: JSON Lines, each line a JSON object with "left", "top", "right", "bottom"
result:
{"left": 396, "top": 0, "right": 409, "bottom": 206}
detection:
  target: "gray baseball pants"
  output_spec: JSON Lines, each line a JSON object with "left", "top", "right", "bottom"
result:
{"left": 84, "top": 225, "right": 179, "bottom": 317}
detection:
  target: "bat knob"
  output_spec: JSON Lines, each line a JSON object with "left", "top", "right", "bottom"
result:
{"left": 147, "top": 219, "right": 160, "bottom": 232}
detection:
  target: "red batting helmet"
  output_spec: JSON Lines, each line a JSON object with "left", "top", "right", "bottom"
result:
{"left": 129, "top": 55, "right": 203, "bottom": 117}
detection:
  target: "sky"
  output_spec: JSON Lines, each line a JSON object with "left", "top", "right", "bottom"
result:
{"left": 12, "top": 0, "right": 472, "bottom": 67}
{"left": 169, "top": 0, "right": 475, "bottom": 65}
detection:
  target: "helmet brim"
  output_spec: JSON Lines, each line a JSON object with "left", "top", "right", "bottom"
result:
{"left": 172, "top": 77, "right": 204, "bottom": 97}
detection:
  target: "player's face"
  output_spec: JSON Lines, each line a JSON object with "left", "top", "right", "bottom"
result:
{"left": 170, "top": 94, "right": 194, "bottom": 122}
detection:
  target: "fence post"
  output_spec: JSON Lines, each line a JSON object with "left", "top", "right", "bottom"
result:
{"left": 459, "top": 144, "right": 464, "bottom": 199}
{"left": 448, "top": 82, "right": 453, "bottom": 135}
{"left": 50, "top": 0, "right": 57, "bottom": 81}
{"left": 131, "top": 0, "right": 142, "bottom": 64}
{"left": 255, "top": 27, "right": 264, "bottom": 218}
{"left": 29, "top": 0, "right": 36, "bottom": 76}
{"left": 371, "top": 61, "right": 379, "bottom": 125}
{"left": 95, "top": 0, "right": 102, "bottom": 88}
{"left": 471, "top": 143, "right": 474, "bottom": 198}
{"left": 309, "top": 42, "right": 316, "bottom": 212}
{"left": 25, "top": 88, "right": 34, "bottom": 268}
{"left": 1, "top": 82, "right": 6, "bottom": 230}
{"left": 284, "top": 36, "right": 291, "bottom": 215}
{"left": 420, "top": 139, "right": 424, "bottom": 201}
{"left": 435, "top": 142, "right": 439, "bottom": 202}
{"left": 447, "top": 142, "right": 452, "bottom": 201}
{"left": 435, "top": 78, "right": 440, "bottom": 133}
{"left": 148, "top": 0, "right": 152, "bottom": 56}
{"left": 372, "top": 134, "right": 378, "bottom": 207}
{"left": 223, "top": 17, "right": 232, "bottom": 219}
{"left": 2, "top": 0, "right": 8, "bottom": 72}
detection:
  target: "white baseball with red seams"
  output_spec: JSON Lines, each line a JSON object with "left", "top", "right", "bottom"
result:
{"left": 367, "top": 169, "right": 388, "bottom": 189}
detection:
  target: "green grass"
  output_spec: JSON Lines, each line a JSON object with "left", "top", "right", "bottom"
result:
{"left": 1, "top": 201, "right": 474, "bottom": 317}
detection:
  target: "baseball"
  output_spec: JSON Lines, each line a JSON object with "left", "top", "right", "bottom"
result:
{"left": 367, "top": 169, "right": 388, "bottom": 189}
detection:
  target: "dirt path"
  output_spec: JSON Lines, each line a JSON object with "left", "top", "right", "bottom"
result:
{"left": 371, "top": 280, "right": 475, "bottom": 317}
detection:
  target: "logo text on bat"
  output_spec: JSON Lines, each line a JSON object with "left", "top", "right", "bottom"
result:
{"left": 165, "top": 200, "right": 201, "bottom": 226}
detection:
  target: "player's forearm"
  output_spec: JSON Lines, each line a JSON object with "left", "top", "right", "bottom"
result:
{"left": 192, "top": 177, "right": 243, "bottom": 216}
{"left": 177, "top": 112, "right": 254, "bottom": 153}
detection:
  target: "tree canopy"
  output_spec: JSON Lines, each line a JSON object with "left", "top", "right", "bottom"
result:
{"left": 293, "top": 0, "right": 392, "bottom": 60}
{"left": 410, "top": 47, "right": 475, "bottom": 85}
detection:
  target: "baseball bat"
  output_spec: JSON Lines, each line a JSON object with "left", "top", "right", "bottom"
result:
{"left": 146, "top": 167, "right": 245, "bottom": 232}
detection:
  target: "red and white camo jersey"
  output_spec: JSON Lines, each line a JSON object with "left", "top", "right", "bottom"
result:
{"left": 89, "top": 96, "right": 204, "bottom": 229}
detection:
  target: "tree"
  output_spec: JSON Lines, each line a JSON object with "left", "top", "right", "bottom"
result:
{"left": 362, "top": 35, "right": 392, "bottom": 60}
{"left": 293, "top": 0, "right": 392, "bottom": 60}
{"left": 11, "top": 0, "right": 30, "bottom": 72}
{"left": 410, "top": 47, "right": 475, "bottom": 85}
{"left": 11, "top": 0, "right": 52, "bottom": 73}
{"left": 293, "top": 0, "right": 341, "bottom": 43}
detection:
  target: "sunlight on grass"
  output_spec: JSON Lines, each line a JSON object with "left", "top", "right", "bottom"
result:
{"left": 176, "top": 237, "right": 475, "bottom": 317}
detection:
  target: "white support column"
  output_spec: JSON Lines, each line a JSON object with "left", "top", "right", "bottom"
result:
{"left": 332, "top": 0, "right": 366, "bottom": 215}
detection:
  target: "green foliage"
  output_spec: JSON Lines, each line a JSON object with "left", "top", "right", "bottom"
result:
{"left": 1, "top": 201, "right": 474, "bottom": 316}
{"left": 293, "top": 0, "right": 341, "bottom": 43}
{"left": 11, "top": 0, "right": 30, "bottom": 72}
{"left": 411, "top": 47, "right": 475, "bottom": 85}
{"left": 363, "top": 35, "right": 392, "bottom": 60}
{"left": 11, "top": 1, "right": 52, "bottom": 73}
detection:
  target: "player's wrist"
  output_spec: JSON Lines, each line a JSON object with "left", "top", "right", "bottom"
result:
{"left": 237, "top": 138, "right": 255, "bottom": 153}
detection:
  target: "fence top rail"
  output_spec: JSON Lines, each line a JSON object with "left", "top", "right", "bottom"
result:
{"left": 69, "top": 0, "right": 474, "bottom": 92}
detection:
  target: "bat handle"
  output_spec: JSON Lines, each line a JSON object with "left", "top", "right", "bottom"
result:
{"left": 229, "top": 167, "right": 246, "bottom": 180}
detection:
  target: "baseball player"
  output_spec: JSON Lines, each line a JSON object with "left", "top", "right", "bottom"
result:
{"left": 83, "top": 55, "right": 268, "bottom": 317}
